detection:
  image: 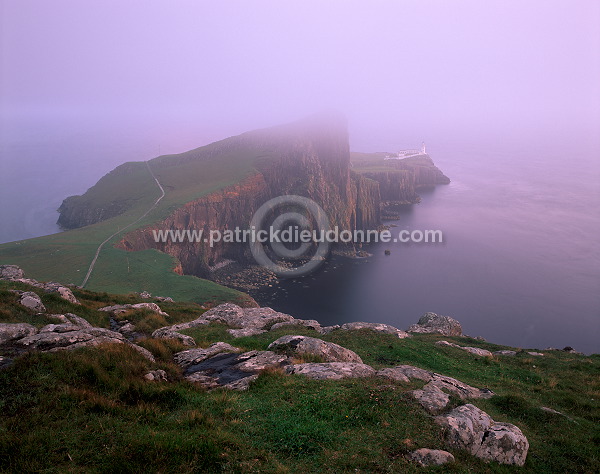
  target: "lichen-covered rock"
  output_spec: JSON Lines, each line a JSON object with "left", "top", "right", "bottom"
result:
{"left": 339, "top": 321, "right": 410, "bottom": 338}
{"left": 0, "top": 323, "right": 38, "bottom": 345}
{"left": 203, "top": 304, "right": 294, "bottom": 330}
{"left": 435, "top": 404, "right": 529, "bottom": 466}
{"left": 0, "top": 265, "right": 24, "bottom": 280}
{"left": 285, "top": 362, "right": 376, "bottom": 380}
{"left": 19, "top": 292, "right": 46, "bottom": 312}
{"left": 268, "top": 335, "right": 363, "bottom": 363}
{"left": 376, "top": 368, "right": 410, "bottom": 383}
{"left": 411, "top": 384, "right": 451, "bottom": 414}
{"left": 407, "top": 448, "right": 455, "bottom": 466}
{"left": 269, "top": 319, "right": 322, "bottom": 332}
{"left": 16, "top": 327, "right": 126, "bottom": 351}
{"left": 494, "top": 350, "right": 517, "bottom": 356}
{"left": 408, "top": 312, "right": 462, "bottom": 336}
{"left": 227, "top": 327, "right": 266, "bottom": 338}
{"left": 99, "top": 302, "right": 169, "bottom": 317}
{"left": 151, "top": 328, "right": 196, "bottom": 346}
{"left": 174, "top": 342, "right": 240, "bottom": 369}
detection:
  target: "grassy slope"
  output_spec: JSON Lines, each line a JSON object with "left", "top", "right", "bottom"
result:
{"left": 0, "top": 281, "right": 598, "bottom": 473}
{"left": 0, "top": 137, "right": 276, "bottom": 306}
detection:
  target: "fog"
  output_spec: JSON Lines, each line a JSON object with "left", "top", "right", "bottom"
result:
{"left": 1, "top": 0, "right": 599, "bottom": 243}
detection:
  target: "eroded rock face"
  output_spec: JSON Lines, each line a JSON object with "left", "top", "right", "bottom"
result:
{"left": 268, "top": 335, "right": 363, "bottom": 363}
{"left": 339, "top": 322, "right": 411, "bottom": 339}
{"left": 435, "top": 404, "right": 529, "bottom": 466}
{"left": 407, "top": 448, "right": 455, "bottom": 466}
{"left": 19, "top": 292, "right": 46, "bottom": 312}
{"left": 285, "top": 362, "right": 376, "bottom": 380}
{"left": 0, "top": 265, "right": 24, "bottom": 280}
{"left": 0, "top": 323, "right": 38, "bottom": 345}
{"left": 408, "top": 312, "right": 462, "bottom": 336}
{"left": 184, "top": 350, "right": 290, "bottom": 390}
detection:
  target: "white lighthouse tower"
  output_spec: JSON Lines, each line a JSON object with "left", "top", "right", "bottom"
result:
{"left": 421, "top": 142, "right": 426, "bottom": 154}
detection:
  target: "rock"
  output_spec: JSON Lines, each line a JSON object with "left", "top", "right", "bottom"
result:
{"left": 268, "top": 335, "right": 363, "bottom": 363}
{"left": 144, "top": 369, "right": 167, "bottom": 382}
{"left": 436, "top": 340, "right": 493, "bottom": 357}
{"left": 19, "top": 292, "right": 46, "bottom": 312}
{"left": 117, "top": 322, "right": 137, "bottom": 337}
{"left": 339, "top": 321, "right": 410, "bottom": 339}
{"left": 435, "top": 404, "right": 529, "bottom": 466}
{"left": 151, "top": 328, "right": 196, "bottom": 346}
{"left": 411, "top": 384, "right": 451, "bottom": 414}
{"left": 0, "top": 356, "right": 13, "bottom": 369}
{"left": 155, "top": 296, "right": 175, "bottom": 303}
{"left": 0, "top": 323, "right": 38, "bottom": 345}
{"left": 408, "top": 312, "right": 462, "bottom": 336}
{"left": 227, "top": 328, "right": 266, "bottom": 338}
{"left": 527, "top": 352, "right": 544, "bottom": 356}
{"left": 184, "top": 350, "right": 290, "bottom": 390}
{"left": 0, "top": 265, "right": 25, "bottom": 280}
{"left": 378, "top": 364, "right": 494, "bottom": 413}
{"left": 54, "top": 286, "right": 80, "bottom": 304}
{"left": 493, "top": 350, "right": 517, "bottom": 356}
{"left": 174, "top": 342, "right": 240, "bottom": 369}
{"left": 139, "top": 291, "right": 152, "bottom": 299}
{"left": 99, "top": 302, "right": 169, "bottom": 318}
{"left": 203, "top": 304, "right": 294, "bottom": 330}
{"left": 270, "top": 319, "right": 322, "bottom": 332}
{"left": 407, "top": 448, "right": 455, "bottom": 466}
{"left": 319, "top": 325, "right": 341, "bottom": 335}
{"left": 16, "top": 327, "right": 126, "bottom": 351}
{"left": 125, "top": 342, "right": 156, "bottom": 362}
{"left": 285, "top": 362, "right": 376, "bottom": 380}
{"left": 376, "top": 368, "right": 410, "bottom": 383}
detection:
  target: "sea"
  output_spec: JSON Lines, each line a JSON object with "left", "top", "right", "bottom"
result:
{"left": 1, "top": 121, "right": 599, "bottom": 353}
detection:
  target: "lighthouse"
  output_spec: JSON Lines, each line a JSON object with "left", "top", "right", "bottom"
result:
{"left": 421, "top": 142, "right": 426, "bottom": 154}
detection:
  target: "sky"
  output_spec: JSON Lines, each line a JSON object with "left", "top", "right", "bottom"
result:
{"left": 1, "top": 0, "right": 599, "bottom": 152}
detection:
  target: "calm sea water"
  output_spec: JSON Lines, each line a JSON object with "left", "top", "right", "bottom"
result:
{"left": 253, "top": 140, "right": 600, "bottom": 354}
{"left": 1, "top": 124, "right": 599, "bottom": 353}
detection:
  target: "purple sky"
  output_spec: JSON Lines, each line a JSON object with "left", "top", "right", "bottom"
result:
{"left": 2, "top": 0, "right": 599, "bottom": 151}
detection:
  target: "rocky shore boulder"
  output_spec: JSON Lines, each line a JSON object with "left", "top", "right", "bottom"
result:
{"left": 408, "top": 312, "right": 462, "bottom": 336}
{"left": 435, "top": 404, "right": 529, "bottom": 466}
{"left": 268, "top": 335, "right": 363, "bottom": 363}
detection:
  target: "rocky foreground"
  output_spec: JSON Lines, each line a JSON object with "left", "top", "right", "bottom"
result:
{"left": 0, "top": 265, "right": 542, "bottom": 467}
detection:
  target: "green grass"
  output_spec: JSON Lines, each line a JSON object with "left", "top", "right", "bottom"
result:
{"left": 2, "top": 282, "right": 597, "bottom": 472}
{"left": 0, "top": 135, "right": 274, "bottom": 306}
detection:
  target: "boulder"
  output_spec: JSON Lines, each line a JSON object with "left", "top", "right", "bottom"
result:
{"left": 339, "top": 321, "right": 410, "bottom": 339}
{"left": 527, "top": 352, "right": 544, "bottom": 356}
{"left": 285, "top": 362, "right": 376, "bottom": 380}
{"left": 0, "top": 265, "right": 24, "bottom": 280}
{"left": 99, "top": 302, "right": 169, "bottom": 317}
{"left": 411, "top": 384, "right": 450, "bottom": 414}
{"left": 407, "top": 448, "right": 455, "bottom": 466}
{"left": 54, "top": 286, "right": 80, "bottom": 305}
{"left": 227, "top": 328, "right": 266, "bottom": 338}
{"left": 493, "top": 350, "right": 517, "bottom": 356}
{"left": 408, "top": 312, "right": 462, "bottom": 336}
{"left": 203, "top": 304, "right": 294, "bottom": 330}
{"left": 376, "top": 368, "right": 410, "bottom": 383}
{"left": 270, "top": 319, "right": 323, "bottom": 332}
{"left": 16, "top": 327, "right": 126, "bottom": 351}
{"left": 0, "top": 323, "right": 38, "bottom": 345}
{"left": 139, "top": 291, "right": 152, "bottom": 299}
{"left": 268, "top": 335, "right": 362, "bottom": 363}
{"left": 19, "top": 292, "right": 46, "bottom": 312}
{"left": 435, "top": 404, "right": 529, "bottom": 466}
{"left": 174, "top": 342, "right": 241, "bottom": 369}
{"left": 151, "top": 328, "right": 196, "bottom": 346}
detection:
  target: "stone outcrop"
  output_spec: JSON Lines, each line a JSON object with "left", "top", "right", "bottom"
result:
{"left": 336, "top": 321, "right": 411, "bottom": 339}
{"left": 408, "top": 312, "right": 462, "bottom": 336}
{"left": 174, "top": 342, "right": 241, "bottom": 369}
{"left": 285, "top": 362, "right": 376, "bottom": 380}
{"left": 99, "top": 303, "right": 169, "bottom": 318}
{"left": 436, "top": 340, "right": 493, "bottom": 358}
{"left": 0, "top": 323, "right": 38, "bottom": 345}
{"left": 184, "top": 350, "right": 290, "bottom": 390}
{"left": 268, "top": 335, "right": 363, "bottom": 363}
{"left": 378, "top": 364, "right": 494, "bottom": 414}
{"left": 407, "top": 448, "right": 455, "bottom": 467}
{"left": 435, "top": 404, "right": 529, "bottom": 466}
{"left": 0, "top": 265, "right": 25, "bottom": 280}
